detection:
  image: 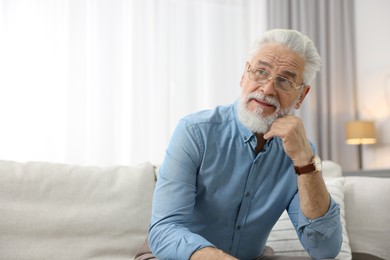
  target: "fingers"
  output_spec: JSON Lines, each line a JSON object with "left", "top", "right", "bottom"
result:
{"left": 264, "top": 115, "right": 299, "bottom": 140}
{"left": 263, "top": 116, "right": 312, "bottom": 161}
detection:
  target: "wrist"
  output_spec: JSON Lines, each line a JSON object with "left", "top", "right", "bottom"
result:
{"left": 293, "top": 152, "right": 314, "bottom": 167}
{"left": 190, "top": 247, "right": 238, "bottom": 260}
{"left": 294, "top": 155, "right": 322, "bottom": 175}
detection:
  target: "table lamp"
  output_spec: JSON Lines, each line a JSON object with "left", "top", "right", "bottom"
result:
{"left": 345, "top": 120, "right": 376, "bottom": 169}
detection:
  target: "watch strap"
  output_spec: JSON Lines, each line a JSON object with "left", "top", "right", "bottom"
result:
{"left": 294, "top": 156, "right": 317, "bottom": 175}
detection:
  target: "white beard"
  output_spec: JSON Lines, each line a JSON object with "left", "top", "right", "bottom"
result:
{"left": 237, "top": 92, "right": 297, "bottom": 134}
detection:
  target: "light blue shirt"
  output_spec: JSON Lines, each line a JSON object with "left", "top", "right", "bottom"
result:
{"left": 149, "top": 102, "right": 342, "bottom": 260}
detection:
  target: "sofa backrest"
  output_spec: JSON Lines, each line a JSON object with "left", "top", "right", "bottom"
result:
{"left": 0, "top": 160, "right": 155, "bottom": 260}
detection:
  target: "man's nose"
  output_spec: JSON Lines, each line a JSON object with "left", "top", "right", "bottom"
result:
{"left": 258, "top": 77, "right": 277, "bottom": 95}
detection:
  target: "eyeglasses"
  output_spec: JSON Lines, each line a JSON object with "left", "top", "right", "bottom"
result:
{"left": 246, "top": 64, "right": 305, "bottom": 93}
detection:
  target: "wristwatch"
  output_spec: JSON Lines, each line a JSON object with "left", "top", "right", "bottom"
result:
{"left": 294, "top": 155, "right": 322, "bottom": 175}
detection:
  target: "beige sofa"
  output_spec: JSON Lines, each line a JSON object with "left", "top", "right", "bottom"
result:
{"left": 0, "top": 159, "right": 389, "bottom": 260}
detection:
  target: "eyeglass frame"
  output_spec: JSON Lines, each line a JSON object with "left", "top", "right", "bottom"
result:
{"left": 246, "top": 63, "right": 305, "bottom": 93}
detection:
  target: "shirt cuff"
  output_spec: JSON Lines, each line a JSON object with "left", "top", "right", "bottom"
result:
{"left": 178, "top": 234, "right": 215, "bottom": 260}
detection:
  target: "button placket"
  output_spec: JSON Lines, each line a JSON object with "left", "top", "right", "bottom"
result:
{"left": 230, "top": 158, "right": 260, "bottom": 255}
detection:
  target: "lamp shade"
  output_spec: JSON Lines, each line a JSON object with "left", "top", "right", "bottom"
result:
{"left": 345, "top": 120, "right": 376, "bottom": 145}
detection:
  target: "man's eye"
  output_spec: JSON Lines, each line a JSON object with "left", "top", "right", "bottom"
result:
{"left": 256, "top": 69, "right": 268, "bottom": 76}
{"left": 276, "top": 77, "right": 288, "bottom": 83}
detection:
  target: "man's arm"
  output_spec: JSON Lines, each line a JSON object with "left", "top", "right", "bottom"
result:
{"left": 263, "top": 115, "right": 330, "bottom": 217}
{"left": 264, "top": 115, "right": 342, "bottom": 258}
{"left": 190, "top": 247, "right": 238, "bottom": 260}
{"left": 148, "top": 119, "right": 211, "bottom": 259}
{"left": 149, "top": 119, "right": 238, "bottom": 260}
{"left": 295, "top": 164, "right": 330, "bottom": 218}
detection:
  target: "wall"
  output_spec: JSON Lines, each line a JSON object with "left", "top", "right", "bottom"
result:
{"left": 355, "top": 0, "right": 390, "bottom": 169}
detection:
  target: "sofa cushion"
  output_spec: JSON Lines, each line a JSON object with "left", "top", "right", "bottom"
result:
{"left": 0, "top": 160, "right": 155, "bottom": 260}
{"left": 266, "top": 177, "right": 352, "bottom": 259}
{"left": 344, "top": 177, "right": 390, "bottom": 259}
{"left": 322, "top": 160, "right": 343, "bottom": 179}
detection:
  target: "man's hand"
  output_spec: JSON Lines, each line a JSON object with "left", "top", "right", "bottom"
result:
{"left": 263, "top": 115, "right": 313, "bottom": 166}
{"left": 190, "top": 247, "right": 238, "bottom": 260}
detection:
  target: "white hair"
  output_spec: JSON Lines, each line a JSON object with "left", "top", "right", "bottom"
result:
{"left": 249, "top": 29, "right": 321, "bottom": 85}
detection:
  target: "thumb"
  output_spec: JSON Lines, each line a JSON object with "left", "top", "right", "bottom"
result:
{"left": 263, "top": 130, "right": 273, "bottom": 140}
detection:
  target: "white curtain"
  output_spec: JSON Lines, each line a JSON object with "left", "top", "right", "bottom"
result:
{"left": 267, "top": 0, "right": 358, "bottom": 170}
{"left": 0, "top": 0, "right": 267, "bottom": 166}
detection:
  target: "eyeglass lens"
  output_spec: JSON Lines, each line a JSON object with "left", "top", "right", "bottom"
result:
{"left": 250, "top": 68, "right": 294, "bottom": 92}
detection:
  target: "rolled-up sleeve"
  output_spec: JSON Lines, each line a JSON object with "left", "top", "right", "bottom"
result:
{"left": 289, "top": 195, "right": 343, "bottom": 259}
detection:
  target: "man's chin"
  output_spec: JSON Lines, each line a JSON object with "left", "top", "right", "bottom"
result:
{"left": 237, "top": 102, "right": 278, "bottom": 134}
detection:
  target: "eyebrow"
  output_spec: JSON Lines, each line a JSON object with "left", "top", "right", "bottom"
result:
{"left": 255, "top": 60, "right": 298, "bottom": 80}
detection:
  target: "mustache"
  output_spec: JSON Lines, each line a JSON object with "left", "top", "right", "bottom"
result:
{"left": 246, "top": 92, "right": 280, "bottom": 110}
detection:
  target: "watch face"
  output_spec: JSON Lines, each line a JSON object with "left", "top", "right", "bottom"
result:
{"left": 314, "top": 155, "right": 322, "bottom": 171}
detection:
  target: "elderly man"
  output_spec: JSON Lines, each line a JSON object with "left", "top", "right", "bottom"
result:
{"left": 136, "top": 29, "right": 342, "bottom": 260}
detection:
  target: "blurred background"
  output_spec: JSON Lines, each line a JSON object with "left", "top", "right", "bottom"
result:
{"left": 0, "top": 0, "right": 389, "bottom": 171}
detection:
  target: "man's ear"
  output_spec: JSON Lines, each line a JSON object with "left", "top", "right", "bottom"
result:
{"left": 294, "top": 85, "right": 311, "bottom": 109}
{"left": 240, "top": 62, "right": 250, "bottom": 87}
{"left": 240, "top": 74, "right": 244, "bottom": 87}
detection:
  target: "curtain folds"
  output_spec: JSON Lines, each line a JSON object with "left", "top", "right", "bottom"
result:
{"left": 0, "top": 0, "right": 360, "bottom": 169}
{"left": 267, "top": 0, "right": 358, "bottom": 170}
{"left": 0, "top": 0, "right": 267, "bottom": 166}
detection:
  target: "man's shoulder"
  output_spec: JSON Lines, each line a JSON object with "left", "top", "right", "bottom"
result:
{"left": 181, "top": 103, "right": 235, "bottom": 126}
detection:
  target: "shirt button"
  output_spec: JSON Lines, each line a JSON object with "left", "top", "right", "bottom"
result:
{"left": 237, "top": 225, "right": 241, "bottom": 230}
{"left": 245, "top": 192, "right": 250, "bottom": 197}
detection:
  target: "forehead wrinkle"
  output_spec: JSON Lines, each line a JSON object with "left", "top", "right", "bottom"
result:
{"left": 256, "top": 60, "right": 273, "bottom": 68}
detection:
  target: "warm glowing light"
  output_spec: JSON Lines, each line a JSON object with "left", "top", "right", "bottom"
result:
{"left": 345, "top": 121, "right": 377, "bottom": 145}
